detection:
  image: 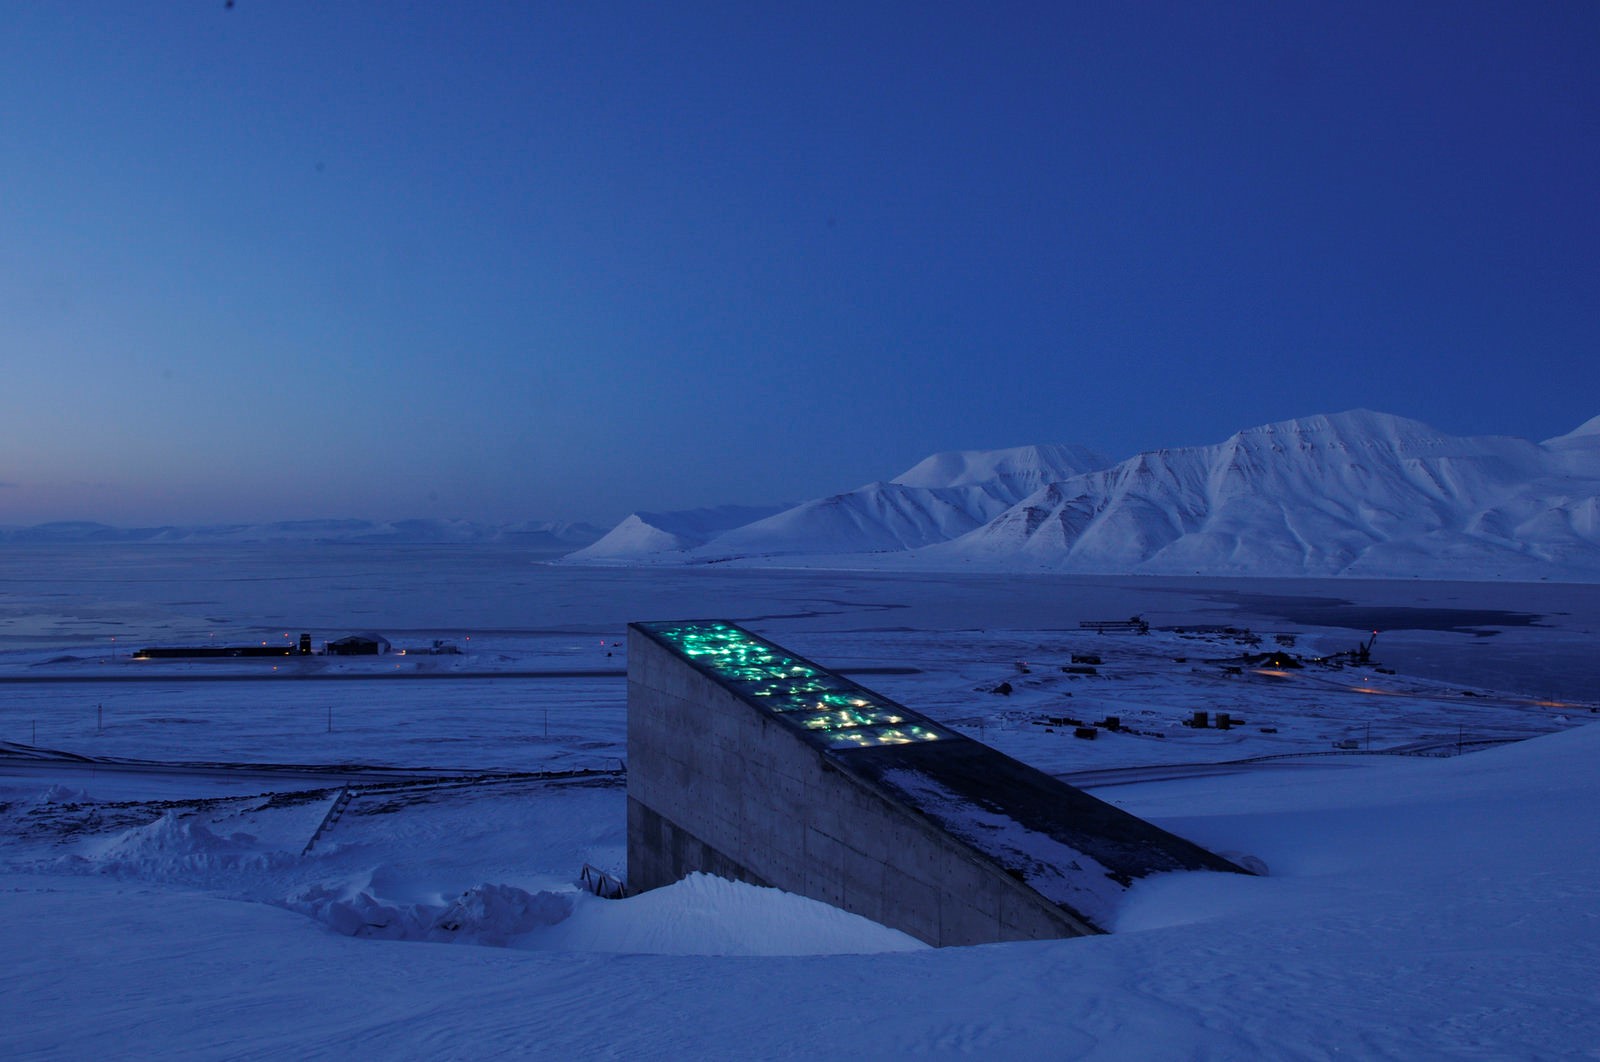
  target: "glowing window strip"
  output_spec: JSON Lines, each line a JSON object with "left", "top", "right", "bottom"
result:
{"left": 641, "top": 621, "right": 945, "bottom": 749}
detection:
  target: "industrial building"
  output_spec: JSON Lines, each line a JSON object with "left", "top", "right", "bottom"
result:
{"left": 325, "top": 633, "right": 391, "bottom": 656}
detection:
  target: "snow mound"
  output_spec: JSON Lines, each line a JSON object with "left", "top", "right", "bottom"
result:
{"left": 1114, "top": 719, "right": 1600, "bottom": 936}
{"left": 35, "top": 785, "right": 92, "bottom": 805}
{"left": 430, "top": 883, "right": 574, "bottom": 945}
{"left": 2, "top": 784, "right": 95, "bottom": 826}
{"left": 290, "top": 881, "right": 574, "bottom": 944}
{"left": 289, "top": 884, "right": 436, "bottom": 940}
{"left": 289, "top": 873, "right": 919, "bottom": 955}
{"left": 545, "top": 873, "right": 927, "bottom": 956}
{"left": 89, "top": 813, "right": 291, "bottom": 878}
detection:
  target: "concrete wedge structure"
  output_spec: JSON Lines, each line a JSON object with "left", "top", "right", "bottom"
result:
{"left": 627, "top": 620, "right": 1248, "bottom": 947}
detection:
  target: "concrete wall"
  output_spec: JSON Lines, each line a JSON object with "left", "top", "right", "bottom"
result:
{"left": 626, "top": 626, "right": 1095, "bottom": 946}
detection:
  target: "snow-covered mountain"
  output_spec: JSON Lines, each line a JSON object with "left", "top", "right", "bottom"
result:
{"left": 564, "top": 444, "right": 1113, "bottom": 565}
{"left": 565, "top": 412, "right": 1600, "bottom": 580}
{"left": 695, "top": 444, "right": 1114, "bottom": 561}
{"left": 562, "top": 505, "right": 791, "bottom": 564}
{"left": 890, "top": 443, "right": 1112, "bottom": 493}
{"left": 933, "top": 411, "right": 1600, "bottom": 578}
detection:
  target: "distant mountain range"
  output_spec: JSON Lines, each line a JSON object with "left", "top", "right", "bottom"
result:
{"left": 11, "top": 411, "right": 1598, "bottom": 580}
{"left": 564, "top": 411, "right": 1600, "bottom": 581}
{"left": 565, "top": 444, "right": 1110, "bottom": 565}
{"left": 0, "top": 518, "right": 605, "bottom": 549}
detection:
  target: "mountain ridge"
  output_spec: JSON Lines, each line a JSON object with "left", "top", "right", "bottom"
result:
{"left": 565, "top": 411, "right": 1600, "bottom": 580}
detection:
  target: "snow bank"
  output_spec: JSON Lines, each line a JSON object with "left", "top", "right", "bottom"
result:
{"left": 85, "top": 813, "right": 295, "bottom": 879}
{"left": 287, "top": 880, "right": 574, "bottom": 945}
{"left": 1113, "top": 720, "right": 1600, "bottom": 934}
{"left": 288, "top": 872, "right": 924, "bottom": 956}
{"left": 545, "top": 873, "right": 927, "bottom": 956}
{"left": 4, "top": 723, "right": 1599, "bottom": 1057}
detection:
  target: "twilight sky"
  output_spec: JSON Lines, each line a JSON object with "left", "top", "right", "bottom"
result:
{"left": 2, "top": 2, "right": 1596, "bottom": 527}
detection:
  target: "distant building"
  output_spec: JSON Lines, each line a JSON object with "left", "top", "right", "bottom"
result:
{"left": 134, "top": 645, "right": 296, "bottom": 659}
{"left": 133, "top": 632, "right": 315, "bottom": 659}
{"left": 325, "top": 634, "right": 391, "bottom": 656}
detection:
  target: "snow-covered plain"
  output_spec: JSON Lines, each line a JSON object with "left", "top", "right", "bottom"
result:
{"left": 2, "top": 544, "right": 1598, "bottom": 1058}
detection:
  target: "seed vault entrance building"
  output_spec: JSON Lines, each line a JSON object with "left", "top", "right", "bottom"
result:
{"left": 627, "top": 620, "right": 1246, "bottom": 947}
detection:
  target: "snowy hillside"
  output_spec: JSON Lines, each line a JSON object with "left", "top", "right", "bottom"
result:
{"left": 565, "top": 411, "right": 1600, "bottom": 580}
{"left": 3, "top": 612, "right": 1598, "bottom": 1057}
{"left": 566, "top": 444, "right": 1113, "bottom": 564}
{"left": 889, "top": 443, "right": 1113, "bottom": 493}
{"left": 936, "top": 411, "right": 1600, "bottom": 578}
{"left": 562, "top": 505, "right": 790, "bottom": 563}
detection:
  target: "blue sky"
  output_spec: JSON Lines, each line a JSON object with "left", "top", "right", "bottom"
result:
{"left": 2, "top": 1, "right": 1595, "bottom": 526}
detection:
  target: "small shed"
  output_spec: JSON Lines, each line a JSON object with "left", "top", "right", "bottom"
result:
{"left": 326, "top": 633, "right": 391, "bottom": 656}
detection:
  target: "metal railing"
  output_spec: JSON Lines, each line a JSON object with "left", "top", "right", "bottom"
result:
{"left": 579, "top": 863, "right": 627, "bottom": 899}
{"left": 301, "top": 786, "right": 356, "bottom": 856}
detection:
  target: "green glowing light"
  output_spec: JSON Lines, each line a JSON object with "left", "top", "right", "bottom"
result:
{"left": 642, "top": 621, "right": 947, "bottom": 749}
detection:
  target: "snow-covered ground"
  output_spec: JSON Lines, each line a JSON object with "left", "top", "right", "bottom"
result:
{"left": 2, "top": 545, "right": 1597, "bottom": 1058}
